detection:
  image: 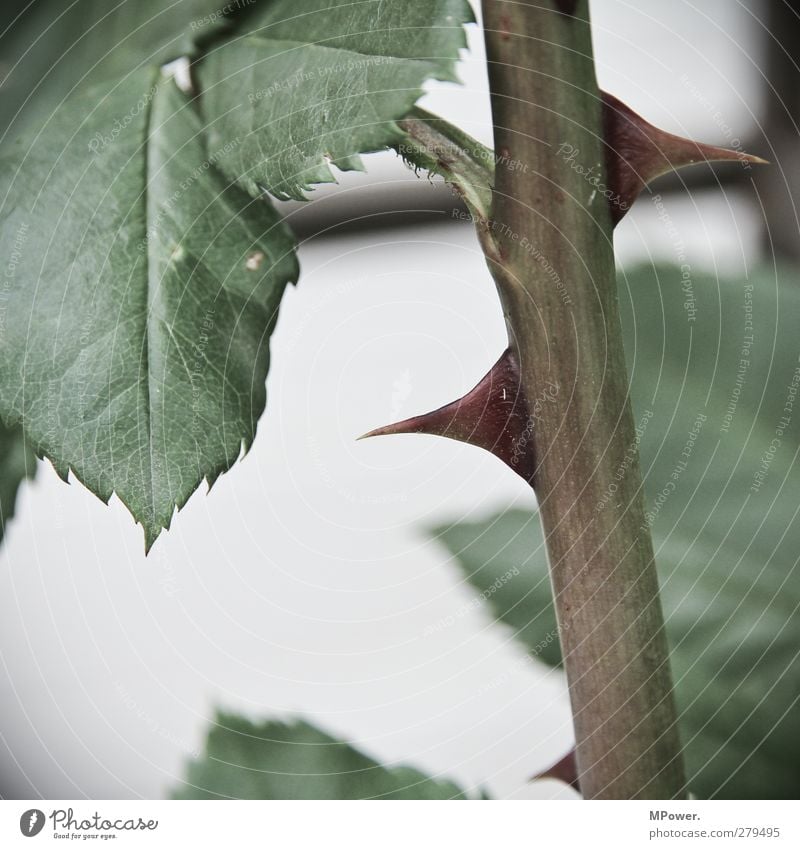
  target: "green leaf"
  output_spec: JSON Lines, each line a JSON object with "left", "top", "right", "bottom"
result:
{"left": 64, "top": 0, "right": 235, "bottom": 78}
{"left": 434, "top": 265, "right": 800, "bottom": 799}
{"left": 1, "top": 0, "right": 234, "bottom": 134}
{"left": 0, "top": 421, "right": 35, "bottom": 545}
{"left": 195, "top": 0, "right": 475, "bottom": 200}
{"left": 175, "top": 711, "right": 473, "bottom": 799}
{"left": 0, "top": 70, "right": 298, "bottom": 549}
{"left": 432, "top": 511, "right": 562, "bottom": 669}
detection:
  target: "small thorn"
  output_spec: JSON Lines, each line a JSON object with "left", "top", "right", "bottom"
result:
{"left": 360, "top": 348, "right": 535, "bottom": 484}
{"left": 601, "top": 91, "right": 767, "bottom": 224}
{"left": 531, "top": 749, "right": 579, "bottom": 790}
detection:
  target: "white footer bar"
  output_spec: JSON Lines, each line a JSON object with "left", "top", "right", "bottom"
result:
{"left": 1, "top": 799, "right": 797, "bottom": 848}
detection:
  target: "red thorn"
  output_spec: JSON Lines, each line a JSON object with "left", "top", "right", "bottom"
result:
{"left": 601, "top": 91, "right": 768, "bottom": 224}
{"left": 532, "top": 749, "right": 579, "bottom": 790}
{"left": 359, "top": 348, "right": 535, "bottom": 484}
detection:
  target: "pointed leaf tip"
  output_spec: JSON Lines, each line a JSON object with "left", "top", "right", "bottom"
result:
{"left": 360, "top": 349, "right": 536, "bottom": 484}
{"left": 532, "top": 749, "right": 579, "bottom": 790}
{"left": 601, "top": 91, "right": 767, "bottom": 224}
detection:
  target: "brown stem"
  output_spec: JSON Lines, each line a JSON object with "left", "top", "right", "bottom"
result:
{"left": 481, "top": 0, "right": 686, "bottom": 798}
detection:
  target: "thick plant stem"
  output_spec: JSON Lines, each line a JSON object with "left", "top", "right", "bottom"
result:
{"left": 481, "top": 0, "right": 686, "bottom": 798}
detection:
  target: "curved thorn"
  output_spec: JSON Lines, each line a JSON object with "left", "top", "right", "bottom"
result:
{"left": 601, "top": 91, "right": 768, "bottom": 224}
{"left": 532, "top": 749, "right": 580, "bottom": 790}
{"left": 359, "top": 348, "right": 536, "bottom": 484}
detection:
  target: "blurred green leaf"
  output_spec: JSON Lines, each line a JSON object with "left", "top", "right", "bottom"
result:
{"left": 196, "top": 0, "right": 475, "bottom": 199}
{"left": 0, "top": 70, "right": 298, "bottom": 549}
{"left": 175, "top": 712, "right": 473, "bottom": 799}
{"left": 434, "top": 265, "right": 800, "bottom": 800}
{"left": 432, "top": 510, "right": 562, "bottom": 669}
{"left": 0, "top": 420, "right": 35, "bottom": 545}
